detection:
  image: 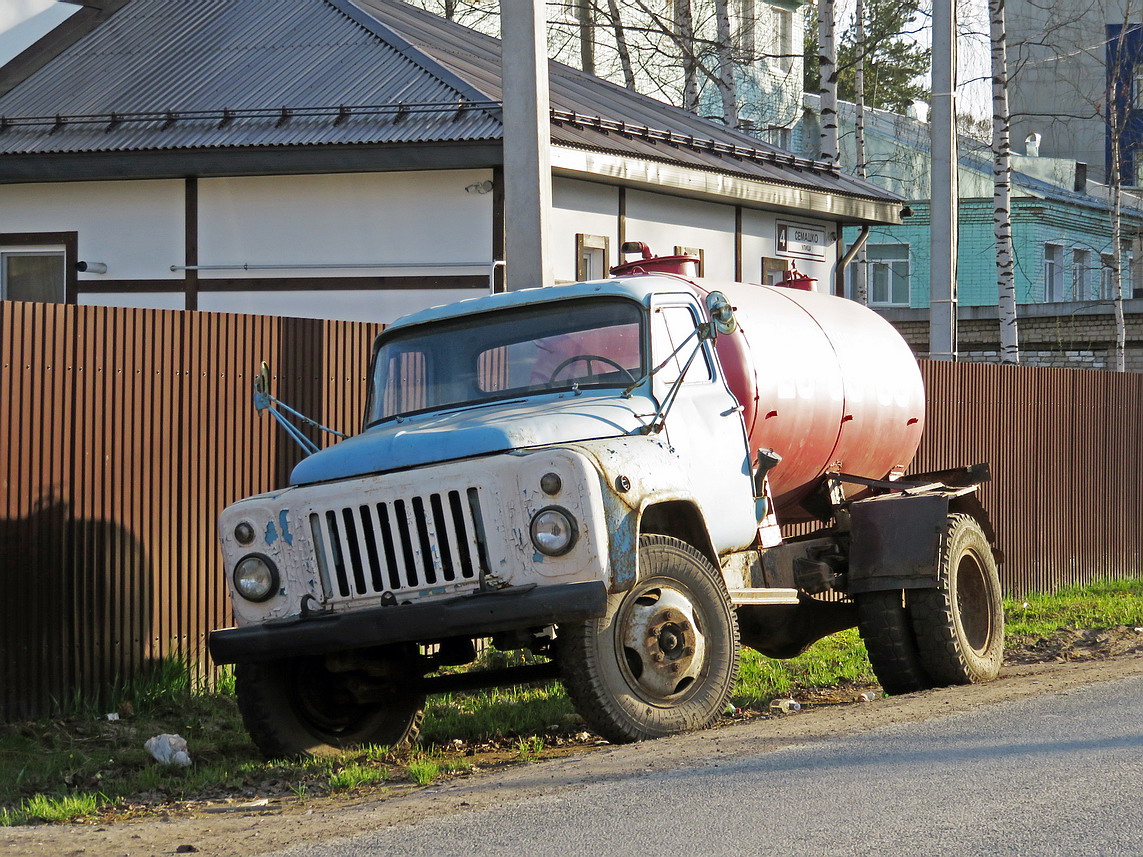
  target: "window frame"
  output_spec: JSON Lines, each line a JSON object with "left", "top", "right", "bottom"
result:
{"left": 0, "top": 232, "right": 78, "bottom": 304}
{"left": 575, "top": 233, "right": 611, "bottom": 281}
{"left": 1044, "top": 242, "right": 1064, "bottom": 302}
{"left": 865, "top": 243, "right": 911, "bottom": 307}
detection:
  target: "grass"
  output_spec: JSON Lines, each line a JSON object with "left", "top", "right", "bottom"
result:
{"left": 328, "top": 763, "right": 390, "bottom": 791}
{"left": 2, "top": 577, "right": 1140, "bottom": 827}
{"left": 405, "top": 759, "right": 440, "bottom": 785}
{"left": 1004, "top": 577, "right": 1143, "bottom": 637}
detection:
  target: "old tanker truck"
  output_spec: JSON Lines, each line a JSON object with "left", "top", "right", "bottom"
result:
{"left": 209, "top": 245, "right": 1004, "bottom": 757}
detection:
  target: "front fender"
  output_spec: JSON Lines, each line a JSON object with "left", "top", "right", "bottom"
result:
{"left": 567, "top": 436, "right": 710, "bottom": 593}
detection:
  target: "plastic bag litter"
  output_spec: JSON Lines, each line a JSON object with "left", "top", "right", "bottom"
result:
{"left": 145, "top": 733, "right": 192, "bottom": 767}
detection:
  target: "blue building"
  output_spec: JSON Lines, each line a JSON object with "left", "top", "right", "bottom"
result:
{"left": 819, "top": 101, "right": 1143, "bottom": 311}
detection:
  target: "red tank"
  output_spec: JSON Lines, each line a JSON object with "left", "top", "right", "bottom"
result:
{"left": 693, "top": 280, "right": 926, "bottom": 522}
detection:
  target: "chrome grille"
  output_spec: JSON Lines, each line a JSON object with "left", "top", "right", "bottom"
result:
{"left": 310, "top": 487, "right": 488, "bottom": 601}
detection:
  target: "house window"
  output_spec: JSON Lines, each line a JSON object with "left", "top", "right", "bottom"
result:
{"left": 762, "top": 256, "right": 788, "bottom": 285}
{"left": 1101, "top": 253, "right": 1118, "bottom": 299}
{"left": 765, "top": 126, "right": 791, "bottom": 148}
{"left": 767, "top": 6, "right": 793, "bottom": 72}
{"left": 575, "top": 234, "right": 610, "bottom": 281}
{"left": 1134, "top": 63, "right": 1143, "bottom": 110}
{"left": 737, "top": 0, "right": 757, "bottom": 59}
{"left": 1044, "top": 243, "right": 1065, "bottom": 301}
{"left": 866, "top": 243, "right": 910, "bottom": 305}
{"left": 1072, "top": 248, "right": 1092, "bottom": 301}
{"left": 1, "top": 247, "right": 66, "bottom": 303}
{"left": 674, "top": 246, "right": 705, "bottom": 276}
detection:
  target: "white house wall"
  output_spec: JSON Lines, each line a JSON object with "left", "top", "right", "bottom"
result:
{"left": 550, "top": 177, "right": 620, "bottom": 282}
{"left": 625, "top": 190, "right": 737, "bottom": 280}
{"left": 198, "top": 170, "right": 493, "bottom": 279}
{"left": 197, "top": 289, "right": 477, "bottom": 322}
{"left": 0, "top": 179, "right": 184, "bottom": 282}
{"left": 2, "top": 166, "right": 845, "bottom": 317}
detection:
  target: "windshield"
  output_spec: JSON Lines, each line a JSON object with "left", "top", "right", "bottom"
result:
{"left": 366, "top": 297, "right": 646, "bottom": 425}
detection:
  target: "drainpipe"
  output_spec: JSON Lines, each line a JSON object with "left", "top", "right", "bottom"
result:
{"left": 836, "top": 226, "right": 870, "bottom": 297}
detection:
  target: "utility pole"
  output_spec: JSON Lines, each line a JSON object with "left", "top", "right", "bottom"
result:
{"left": 501, "top": 0, "right": 553, "bottom": 290}
{"left": 929, "top": 0, "right": 958, "bottom": 361}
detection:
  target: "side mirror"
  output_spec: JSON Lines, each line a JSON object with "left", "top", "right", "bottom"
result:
{"left": 254, "top": 361, "right": 272, "bottom": 410}
{"left": 705, "top": 291, "right": 738, "bottom": 336}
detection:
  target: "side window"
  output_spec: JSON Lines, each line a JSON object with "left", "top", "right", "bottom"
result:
{"left": 651, "top": 304, "right": 712, "bottom": 384}
{"left": 1, "top": 247, "right": 66, "bottom": 303}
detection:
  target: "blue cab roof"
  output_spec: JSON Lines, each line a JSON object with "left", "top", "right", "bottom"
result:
{"left": 385, "top": 276, "right": 693, "bottom": 333}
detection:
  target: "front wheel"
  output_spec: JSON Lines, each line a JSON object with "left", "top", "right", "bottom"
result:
{"left": 235, "top": 655, "right": 424, "bottom": 758}
{"left": 559, "top": 535, "right": 740, "bottom": 743}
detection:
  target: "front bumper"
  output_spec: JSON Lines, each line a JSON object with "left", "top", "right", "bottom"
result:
{"left": 208, "top": 581, "right": 608, "bottom": 665}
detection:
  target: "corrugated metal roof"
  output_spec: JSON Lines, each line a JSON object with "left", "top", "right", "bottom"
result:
{"left": 0, "top": 0, "right": 897, "bottom": 203}
{"left": 0, "top": 0, "right": 502, "bottom": 153}
{"left": 359, "top": 0, "right": 892, "bottom": 201}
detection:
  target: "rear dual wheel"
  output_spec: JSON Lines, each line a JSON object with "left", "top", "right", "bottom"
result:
{"left": 858, "top": 514, "right": 1004, "bottom": 694}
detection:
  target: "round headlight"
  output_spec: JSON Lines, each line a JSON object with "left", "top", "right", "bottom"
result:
{"left": 530, "top": 507, "right": 577, "bottom": 557}
{"left": 540, "top": 472, "right": 562, "bottom": 496}
{"left": 233, "top": 554, "right": 280, "bottom": 602}
{"left": 234, "top": 521, "right": 256, "bottom": 545}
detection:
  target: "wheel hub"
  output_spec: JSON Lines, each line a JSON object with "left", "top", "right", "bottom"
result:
{"left": 619, "top": 586, "right": 707, "bottom": 700}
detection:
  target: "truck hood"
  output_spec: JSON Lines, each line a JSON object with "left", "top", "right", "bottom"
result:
{"left": 290, "top": 391, "right": 657, "bottom": 485}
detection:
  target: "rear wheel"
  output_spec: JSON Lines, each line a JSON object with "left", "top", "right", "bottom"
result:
{"left": 559, "top": 535, "right": 740, "bottom": 743}
{"left": 856, "top": 589, "right": 931, "bottom": 695}
{"left": 909, "top": 514, "right": 1004, "bottom": 685}
{"left": 235, "top": 655, "right": 424, "bottom": 758}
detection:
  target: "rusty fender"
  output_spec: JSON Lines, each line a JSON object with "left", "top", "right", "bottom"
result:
{"left": 563, "top": 436, "right": 716, "bottom": 594}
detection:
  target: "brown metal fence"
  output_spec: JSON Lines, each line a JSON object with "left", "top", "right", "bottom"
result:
{"left": 2, "top": 300, "right": 1142, "bottom": 719}
{"left": 0, "top": 301, "right": 381, "bottom": 720}
{"left": 916, "top": 360, "right": 1143, "bottom": 596}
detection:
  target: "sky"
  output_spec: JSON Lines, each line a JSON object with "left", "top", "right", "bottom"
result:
{"left": 0, "top": 0, "right": 77, "bottom": 67}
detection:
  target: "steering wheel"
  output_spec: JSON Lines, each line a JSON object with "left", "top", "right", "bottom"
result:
{"left": 547, "top": 354, "right": 636, "bottom": 383}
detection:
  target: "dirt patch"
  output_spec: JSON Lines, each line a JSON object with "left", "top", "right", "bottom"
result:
{"left": 1005, "top": 624, "right": 1143, "bottom": 664}
{"left": 4, "top": 645, "right": 1143, "bottom": 857}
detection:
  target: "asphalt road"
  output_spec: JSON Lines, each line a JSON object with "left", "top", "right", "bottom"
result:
{"left": 270, "top": 674, "right": 1143, "bottom": 857}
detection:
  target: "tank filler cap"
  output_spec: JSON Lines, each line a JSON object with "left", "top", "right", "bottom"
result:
{"left": 610, "top": 241, "right": 701, "bottom": 278}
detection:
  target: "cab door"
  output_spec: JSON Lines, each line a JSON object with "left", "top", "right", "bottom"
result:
{"left": 649, "top": 293, "right": 757, "bottom": 552}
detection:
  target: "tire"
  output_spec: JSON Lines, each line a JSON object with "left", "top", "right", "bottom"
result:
{"left": 856, "top": 589, "right": 931, "bottom": 695}
{"left": 235, "top": 655, "right": 424, "bottom": 758}
{"left": 909, "top": 513, "right": 1005, "bottom": 685}
{"left": 559, "top": 535, "right": 740, "bottom": 743}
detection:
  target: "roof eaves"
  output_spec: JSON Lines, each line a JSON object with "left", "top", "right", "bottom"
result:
{"left": 552, "top": 140, "right": 902, "bottom": 207}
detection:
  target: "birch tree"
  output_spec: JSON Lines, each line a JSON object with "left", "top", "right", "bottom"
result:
{"left": 991, "top": 0, "right": 1019, "bottom": 363}
{"left": 605, "top": 0, "right": 637, "bottom": 90}
{"left": 714, "top": 0, "right": 738, "bottom": 126}
{"left": 818, "top": 0, "right": 839, "bottom": 165}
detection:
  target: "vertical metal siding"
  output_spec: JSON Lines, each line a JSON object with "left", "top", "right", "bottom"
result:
{"left": 0, "top": 301, "right": 381, "bottom": 720}
{"left": 915, "top": 360, "right": 1143, "bottom": 598}
{"left": 3, "top": 304, "right": 1143, "bottom": 720}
